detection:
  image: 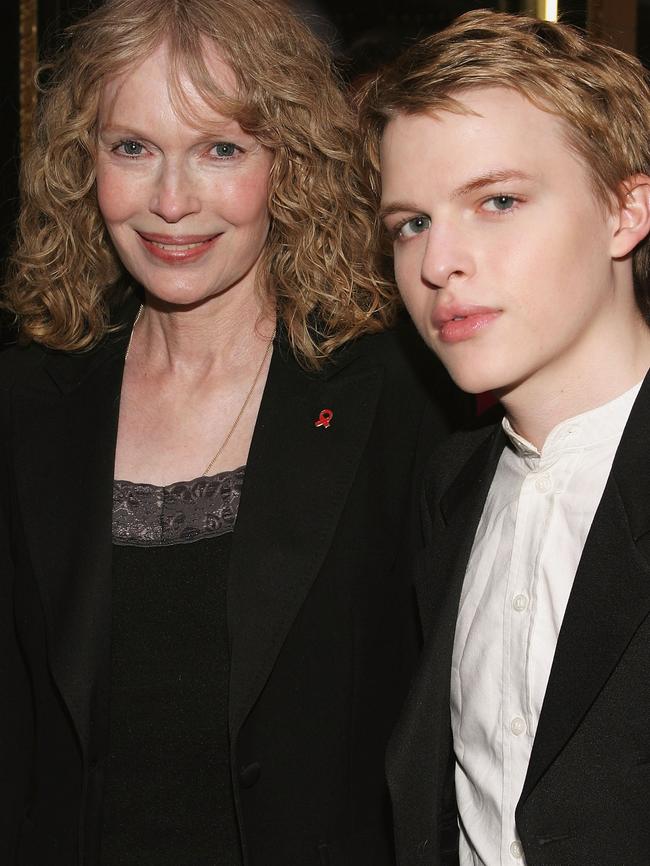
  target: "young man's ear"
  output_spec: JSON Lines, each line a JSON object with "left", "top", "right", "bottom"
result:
{"left": 611, "top": 174, "right": 650, "bottom": 258}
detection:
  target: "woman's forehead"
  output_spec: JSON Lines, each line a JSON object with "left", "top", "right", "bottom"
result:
{"left": 98, "top": 41, "right": 241, "bottom": 127}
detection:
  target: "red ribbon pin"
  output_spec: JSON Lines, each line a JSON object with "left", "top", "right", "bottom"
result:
{"left": 315, "top": 409, "right": 334, "bottom": 429}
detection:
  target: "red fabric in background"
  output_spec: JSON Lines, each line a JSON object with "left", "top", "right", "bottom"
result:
{"left": 476, "top": 392, "right": 497, "bottom": 414}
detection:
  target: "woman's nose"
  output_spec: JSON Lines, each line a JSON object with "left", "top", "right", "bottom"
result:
{"left": 148, "top": 161, "right": 201, "bottom": 223}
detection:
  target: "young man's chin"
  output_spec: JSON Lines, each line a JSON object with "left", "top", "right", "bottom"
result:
{"left": 436, "top": 358, "right": 508, "bottom": 397}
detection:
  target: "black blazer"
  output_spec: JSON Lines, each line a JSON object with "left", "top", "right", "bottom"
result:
{"left": 387, "top": 375, "right": 650, "bottom": 866}
{"left": 0, "top": 312, "right": 456, "bottom": 866}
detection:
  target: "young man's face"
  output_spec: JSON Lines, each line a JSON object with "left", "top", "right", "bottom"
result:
{"left": 380, "top": 86, "right": 621, "bottom": 399}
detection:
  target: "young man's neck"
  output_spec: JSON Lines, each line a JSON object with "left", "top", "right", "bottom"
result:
{"left": 499, "top": 318, "right": 650, "bottom": 451}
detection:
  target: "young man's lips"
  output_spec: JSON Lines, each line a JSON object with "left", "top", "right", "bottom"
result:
{"left": 433, "top": 305, "right": 501, "bottom": 343}
{"left": 137, "top": 232, "right": 220, "bottom": 262}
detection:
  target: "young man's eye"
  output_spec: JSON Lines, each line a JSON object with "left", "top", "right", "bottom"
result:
{"left": 483, "top": 195, "right": 517, "bottom": 213}
{"left": 114, "top": 140, "right": 145, "bottom": 158}
{"left": 395, "top": 215, "right": 431, "bottom": 240}
{"left": 211, "top": 142, "right": 239, "bottom": 159}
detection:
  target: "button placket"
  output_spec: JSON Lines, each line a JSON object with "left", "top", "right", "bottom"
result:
{"left": 510, "top": 840, "right": 524, "bottom": 859}
{"left": 510, "top": 716, "right": 526, "bottom": 736}
{"left": 512, "top": 593, "right": 528, "bottom": 612}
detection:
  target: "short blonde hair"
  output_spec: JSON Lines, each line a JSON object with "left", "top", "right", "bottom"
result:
{"left": 4, "top": 0, "right": 395, "bottom": 366}
{"left": 357, "top": 10, "right": 650, "bottom": 321}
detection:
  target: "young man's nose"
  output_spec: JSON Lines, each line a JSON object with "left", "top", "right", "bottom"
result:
{"left": 420, "top": 224, "right": 474, "bottom": 289}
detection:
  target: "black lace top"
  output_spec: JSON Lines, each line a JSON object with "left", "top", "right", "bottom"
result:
{"left": 101, "top": 468, "right": 246, "bottom": 866}
{"left": 112, "top": 466, "right": 245, "bottom": 546}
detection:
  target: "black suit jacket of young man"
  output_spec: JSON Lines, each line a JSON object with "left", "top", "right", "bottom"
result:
{"left": 0, "top": 302, "right": 460, "bottom": 866}
{"left": 387, "top": 372, "right": 650, "bottom": 866}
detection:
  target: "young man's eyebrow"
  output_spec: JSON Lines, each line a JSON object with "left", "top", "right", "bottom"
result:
{"left": 379, "top": 170, "right": 536, "bottom": 219}
{"left": 452, "top": 169, "right": 535, "bottom": 198}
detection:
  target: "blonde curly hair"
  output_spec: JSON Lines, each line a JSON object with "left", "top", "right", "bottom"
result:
{"left": 4, "top": 0, "right": 396, "bottom": 366}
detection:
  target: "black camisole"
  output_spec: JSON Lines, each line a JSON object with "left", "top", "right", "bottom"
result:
{"left": 101, "top": 468, "right": 245, "bottom": 866}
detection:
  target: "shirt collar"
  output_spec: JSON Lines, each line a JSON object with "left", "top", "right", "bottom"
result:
{"left": 502, "top": 379, "right": 644, "bottom": 460}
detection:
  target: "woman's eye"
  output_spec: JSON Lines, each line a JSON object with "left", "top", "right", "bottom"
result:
{"left": 484, "top": 195, "right": 517, "bottom": 213}
{"left": 212, "top": 142, "right": 239, "bottom": 159}
{"left": 115, "top": 140, "right": 144, "bottom": 158}
{"left": 396, "top": 215, "right": 431, "bottom": 240}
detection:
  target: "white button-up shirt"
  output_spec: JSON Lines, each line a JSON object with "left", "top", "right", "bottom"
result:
{"left": 450, "top": 382, "right": 642, "bottom": 866}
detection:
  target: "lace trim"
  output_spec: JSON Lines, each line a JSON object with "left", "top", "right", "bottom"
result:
{"left": 112, "top": 466, "right": 245, "bottom": 547}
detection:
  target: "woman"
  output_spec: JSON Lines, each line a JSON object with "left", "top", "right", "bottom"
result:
{"left": 0, "top": 1, "right": 454, "bottom": 863}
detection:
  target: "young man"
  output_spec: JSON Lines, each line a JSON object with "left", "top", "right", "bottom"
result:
{"left": 359, "top": 11, "right": 650, "bottom": 866}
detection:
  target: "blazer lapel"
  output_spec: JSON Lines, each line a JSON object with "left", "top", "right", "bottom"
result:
{"left": 415, "top": 424, "right": 506, "bottom": 639}
{"left": 10, "top": 328, "right": 130, "bottom": 760}
{"left": 521, "top": 379, "right": 650, "bottom": 804}
{"left": 388, "top": 425, "right": 505, "bottom": 852}
{"left": 227, "top": 339, "right": 384, "bottom": 736}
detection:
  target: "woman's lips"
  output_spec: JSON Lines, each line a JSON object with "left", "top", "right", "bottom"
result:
{"left": 137, "top": 232, "right": 219, "bottom": 263}
{"left": 434, "top": 306, "right": 501, "bottom": 343}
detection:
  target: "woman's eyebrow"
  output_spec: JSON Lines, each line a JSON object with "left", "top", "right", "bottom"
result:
{"left": 379, "top": 201, "right": 421, "bottom": 220}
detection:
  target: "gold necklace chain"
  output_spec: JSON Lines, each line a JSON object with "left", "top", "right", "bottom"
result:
{"left": 124, "top": 303, "right": 144, "bottom": 362}
{"left": 201, "top": 334, "right": 273, "bottom": 476}
{"left": 124, "top": 304, "right": 274, "bottom": 477}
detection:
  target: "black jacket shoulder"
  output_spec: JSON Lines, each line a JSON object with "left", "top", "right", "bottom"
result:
{"left": 0, "top": 341, "right": 49, "bottom": 392}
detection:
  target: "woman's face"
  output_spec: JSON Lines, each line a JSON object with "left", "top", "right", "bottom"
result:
{"left": 95, "top": 43, "right": 273, "bottom": 309}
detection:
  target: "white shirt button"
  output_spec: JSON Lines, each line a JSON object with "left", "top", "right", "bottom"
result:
{"left": 510, "top": 840, "right": 524, "bottom": 859}
{"left": 512, "top": 594, "right": 528, "bottom": 612}
{"left": 510, "top": 717, "right": 526, "bottom": 736}
{"left": 534, "top": 473, "right": 552, "bottom": 493}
